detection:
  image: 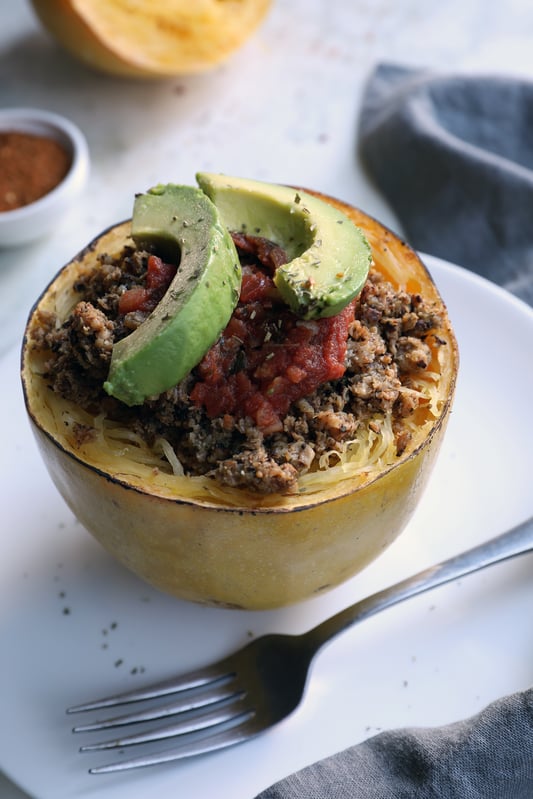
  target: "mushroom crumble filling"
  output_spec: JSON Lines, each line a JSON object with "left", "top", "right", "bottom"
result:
{"left": 28, "top": 234, "right": 445, "bottom": 495}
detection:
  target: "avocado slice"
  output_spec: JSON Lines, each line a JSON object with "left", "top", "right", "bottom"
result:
{"left": 196, "top": 172, "right": 372, "bottom": 319}
{"left": 104, "top": 184, "right": 240, "bottom": 406}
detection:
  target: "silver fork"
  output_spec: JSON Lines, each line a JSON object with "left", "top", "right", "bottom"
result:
{"left": 68, "top": 516, "right": 533, "bottom": 774}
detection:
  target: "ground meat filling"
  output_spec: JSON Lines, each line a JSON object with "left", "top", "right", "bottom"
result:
{"left": 32, "top": 234, "right": 445, "bottom": 495}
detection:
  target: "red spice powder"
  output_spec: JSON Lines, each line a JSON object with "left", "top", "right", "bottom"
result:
{"left": 0, "top": 130, "right": 71, "bottom": 212}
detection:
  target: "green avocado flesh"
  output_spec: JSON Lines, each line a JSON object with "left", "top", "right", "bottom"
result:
{"left": 104, "top": 176, "right": 372, "bottom": 406}
{"left": 104, "top": 184, "right": 240, "bottom": 406}
{"left": 196, "top": 172, "right": 372, "bottom": 320}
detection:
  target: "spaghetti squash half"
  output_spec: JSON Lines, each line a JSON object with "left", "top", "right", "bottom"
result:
{"left": 21, "top": 190, "right": 458, "bottom": 609}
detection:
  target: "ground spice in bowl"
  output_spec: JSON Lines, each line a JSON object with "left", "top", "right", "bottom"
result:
{"left": 0, "top": 130, "right": 71, "bottom": 212}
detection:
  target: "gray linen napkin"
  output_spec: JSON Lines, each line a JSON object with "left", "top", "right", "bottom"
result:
{"left": 254, "top": 63, "right": 533, "bottom": 798}
{"left": 358, "top": 62, "right": 533, "bottom": 305}
{"left": 255, "top": 688, "right": 533, "bottom": 798}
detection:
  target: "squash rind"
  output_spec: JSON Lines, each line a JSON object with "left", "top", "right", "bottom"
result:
{"left": 30, "top": 0, "right": 272, "bottom": 77}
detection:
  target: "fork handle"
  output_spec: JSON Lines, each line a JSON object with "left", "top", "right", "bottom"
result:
{"left": 305, "top": 515, "right": 533, "bottom": 650}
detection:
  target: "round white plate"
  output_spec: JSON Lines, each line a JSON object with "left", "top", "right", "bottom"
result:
{"left": 1, "top": 255, "right": 532, "bottom": 799}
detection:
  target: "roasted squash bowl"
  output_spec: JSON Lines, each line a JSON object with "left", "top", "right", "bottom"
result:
{"left": 30, "top": 0, "right": 272, "bottom": 78}
{"left": 21, "top": 193, "right": 458, "bottom": 609}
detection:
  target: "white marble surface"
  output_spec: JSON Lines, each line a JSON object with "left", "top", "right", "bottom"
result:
{"left": 1, "top": 1, "right": 533, "bottom": 796}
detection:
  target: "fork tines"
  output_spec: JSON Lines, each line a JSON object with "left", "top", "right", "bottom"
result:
{"left": 67, "top": 660, "right": 234, "bottom": 713}
{"left": 68, "top": 659, "right": 256, "bottom": 773}
{"left": 85, "top": 718, "right": 258, "bottom": 774}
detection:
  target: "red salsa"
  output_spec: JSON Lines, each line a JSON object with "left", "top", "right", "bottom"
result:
{"left": 119, "top": 241, "right": 355, "bottom": 434}
{"left": 191, "top": 261, "right": 355, "bottom": 434}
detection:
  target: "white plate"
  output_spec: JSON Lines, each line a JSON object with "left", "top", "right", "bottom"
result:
{"left": 1, "top": 255, "right": 532, "bottom": 799}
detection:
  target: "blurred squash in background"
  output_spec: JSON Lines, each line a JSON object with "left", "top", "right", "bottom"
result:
{"left": 30, "top": 0, "right": 272, "bottom": 77}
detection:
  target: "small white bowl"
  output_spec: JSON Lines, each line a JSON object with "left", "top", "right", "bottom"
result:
{"left": 0, "top": 108, "right": 90, "bottom": 248}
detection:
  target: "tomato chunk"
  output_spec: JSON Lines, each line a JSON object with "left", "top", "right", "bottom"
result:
{"left": 118, "top": 255, "right": 177, "bottom": 315}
